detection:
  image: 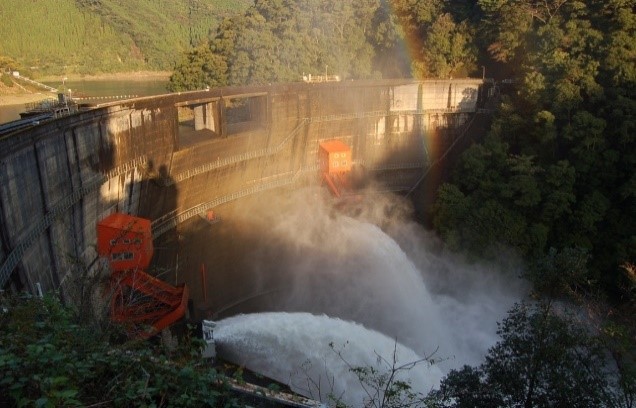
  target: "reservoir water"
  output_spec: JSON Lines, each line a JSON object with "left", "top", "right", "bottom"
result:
{"left": 0, "top": 79, "right": 169, "bottom": 124}
{"left": 41, "top": 79, "right": 169, "bottom": 98}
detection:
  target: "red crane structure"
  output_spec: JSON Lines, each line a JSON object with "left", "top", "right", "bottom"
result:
{"left": 97, "top": 213, "right": 189, "bottom": 339}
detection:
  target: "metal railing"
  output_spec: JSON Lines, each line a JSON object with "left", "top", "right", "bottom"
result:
{"left": 151, "top": 157, "right": 429, "bottom": 240}
{"left": 104, "top": 156, "right": 147, "bottom": 180}
{"left": 166, "top": 119, "right": 308, "bottom": 186}
{"left": 166, "top": 107, "right": 461, "bottom": 186}
{"left": 357, "top": 160, "right": 427, "bottom": 171}
{"left": 152, "top": 176, "right": 298, "bottom": 238}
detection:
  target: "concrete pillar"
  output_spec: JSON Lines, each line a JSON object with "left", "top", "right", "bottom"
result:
{"left": 204, "top": 102, "right": 215, "bottom": 132}
{"left": 194, "top": 105, "right": 205, "bottom": 131}
{"left": 219, "top": 98, "right": 226, "bottom": 137}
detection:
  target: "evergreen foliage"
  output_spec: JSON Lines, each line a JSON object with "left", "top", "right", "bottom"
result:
{"left": 0, "top": 294, "right": 242, "bottom": 407}
{"left": 168, "top": 0, "right": 484, "bottom": 90}
{"left": 432, "top": 0, "right": 636, "bottom": 305}
{"left": 433, "top": 302, "right": 633, "bottom": 408}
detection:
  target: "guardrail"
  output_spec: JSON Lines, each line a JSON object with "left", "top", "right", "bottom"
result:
{"left": 166, "top": 107, "right": 464, "bottom": 186}
{"left": 166, "top": 119, "right": 308, "bottom": 186}
{"left": 73, "top": 95, "right": 138, "bottom": 101}
{"left": 358, "top": 160, "right": 427, "bottom": 171}
{"left": 152, "top": 176, "right": 298, "bottom": 238}
{"left": 152, "top": 157, "right": 430, "bottom": 239}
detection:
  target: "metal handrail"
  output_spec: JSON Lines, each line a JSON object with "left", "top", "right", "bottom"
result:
{"left": 165, "top": 119, "right": 308, "bottom": 186}
{"left": 152, "top": 176, "right": 297, "bottom": 238}
{"left": 14, "top": 75, "right": 58, "bottom": 93}
{"left": 166, "top": 107, "right": 468, "bottom": 185}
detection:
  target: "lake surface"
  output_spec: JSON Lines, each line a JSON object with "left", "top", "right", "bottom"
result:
{"left": 41, "top": 79, "right": 169, "bottom": 98}
{"left": 0, "top": 104, "right": 28, "bottom": 125}
{"left": 0, "top": 79, "right": 169, "bottom": 124}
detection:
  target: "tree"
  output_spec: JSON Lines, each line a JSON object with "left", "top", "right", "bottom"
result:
{"left": 413, "top": 14, "right": 477, "bottom": 78}
{"left": 168, "top": 43, "right": 228, "bottom": 92}
{"left": 430, "top": 0, "right": 636, "bottom": 305}
{"left": 369, "top": 1, "right": 410, "bottom": 78}
{"left": 433, "top": 302, "right": 625, "bottom": 408}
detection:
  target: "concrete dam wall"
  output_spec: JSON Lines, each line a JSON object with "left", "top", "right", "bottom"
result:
{"left": 0, "top": 78, "right": 484, "bottom": 298}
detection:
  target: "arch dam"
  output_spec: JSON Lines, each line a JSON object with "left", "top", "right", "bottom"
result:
{"left": 0, "top": 78, "right": 489, "bottom": 316}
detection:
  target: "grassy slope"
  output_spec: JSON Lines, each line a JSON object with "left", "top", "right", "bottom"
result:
{"left": 0, "top": 0, "right": 251, "bottom": 75}
{"left": 0, "top": 0, "right": 140, "bottom": 74}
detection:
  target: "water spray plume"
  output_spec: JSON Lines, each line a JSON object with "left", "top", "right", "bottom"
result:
{"left": 214, "top": 187, "right": 528, "bottom": 406}
{"left": 215, "top": 312, "right": 443, "bottom": 407}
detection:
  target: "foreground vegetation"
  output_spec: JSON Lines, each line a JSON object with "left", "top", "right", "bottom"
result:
{"left": 0, "top": 295, "right": 237, "bottom": 407}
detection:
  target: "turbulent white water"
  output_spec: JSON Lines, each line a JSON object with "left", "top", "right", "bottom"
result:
{"left": 215, "top": 312, "right": 443, "bottom": 407}
{"left": 213, "top": 188, "right": 527, "bottom": 406}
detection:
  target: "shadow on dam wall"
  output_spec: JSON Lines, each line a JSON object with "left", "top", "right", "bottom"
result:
{"left": 0, "top": 78, "right": 491, "bottom": 317}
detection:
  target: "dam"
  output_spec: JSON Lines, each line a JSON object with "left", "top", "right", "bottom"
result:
{"left": 0, "top": 78, "right": 489, "bottom": 313}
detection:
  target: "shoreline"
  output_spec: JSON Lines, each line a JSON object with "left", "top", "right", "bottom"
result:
{"left": 37, "top": 71, "right": 171, "bottom": 82}
{"left": 0, "top": 71, "right": 171, "bottom": 106}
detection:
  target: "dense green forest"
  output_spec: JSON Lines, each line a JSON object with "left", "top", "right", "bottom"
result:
{"left": 1, "top": 0, "right": 634, "bottom": 406}
{"left": 0, "top": 0, "right": 251, "bottom": 75}
{"left": 168, "top": 0, "right": 482, "bottom": 89}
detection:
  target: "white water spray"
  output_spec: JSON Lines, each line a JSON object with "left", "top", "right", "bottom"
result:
{"left": 215, "top": 312, "right": 444, "bottom": 407}
{"left": 213, "top": 188, "right": 527, "bottom": 406}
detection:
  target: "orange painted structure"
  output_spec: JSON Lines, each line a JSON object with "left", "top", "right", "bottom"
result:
{"left": 319, "top": 140, "right": 352, "bottom": 197}
{"left": 97, "top": 213, "right": 189, "bottom": 339}
{"left": 97, "top": 213, "right": 153, "bottom": 272}
{"left": 110, "top": 270, "right": 189, "bottom": 339}
{"left": 319, "top": 140, "right": 352, "bottom": 175}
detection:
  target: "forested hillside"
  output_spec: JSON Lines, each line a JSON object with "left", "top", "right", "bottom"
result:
{"left": 432, "top": 0, "right": 636, "bottom": 305}
{"left": 0, "top": 0, "right": 251, "bottom": 75}
{"left": 168, "top": 0, "right": 481, "bottom": 89}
